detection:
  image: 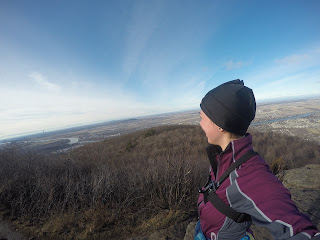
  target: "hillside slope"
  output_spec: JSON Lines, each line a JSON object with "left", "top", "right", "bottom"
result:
{"left": 0, "top": 125, "right": 319, "bottom": 239}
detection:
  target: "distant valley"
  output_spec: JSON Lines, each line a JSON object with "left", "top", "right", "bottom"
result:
{"left": 1, "top": 97, "right": 320, "bottom": 154}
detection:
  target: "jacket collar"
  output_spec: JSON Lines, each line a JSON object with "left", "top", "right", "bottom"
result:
{"left": 220, "top": 133, "right": 253, "bottom": 162}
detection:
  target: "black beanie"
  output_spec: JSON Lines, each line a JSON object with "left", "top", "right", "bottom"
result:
{"left": 200, "top": 79, "right": 256, "bottom": 136}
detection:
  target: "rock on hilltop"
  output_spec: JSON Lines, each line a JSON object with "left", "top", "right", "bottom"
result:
{"left": 282, "top": 164, "right": 320, "bottom": 190}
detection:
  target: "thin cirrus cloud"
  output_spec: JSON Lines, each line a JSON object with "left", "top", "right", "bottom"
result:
{"left": 244, "top": 45, "right": 320, "bottom": 100}
{"left": 254, "top": 72, "right": 320, "bottom": 100}
{"left": 29, "top": 72, "right": 61, "bottom": 92}
{"left": 3, "top": 69, "right": 197, "bottom": 139}
{"left": 0, "top": 81, "right": 164, "bottom": 140}
{"left": 246, "top": 45, "right": 320, "bottom": 82}
{"left": 274, "top": 54, "right": 310, "bottom": 65}
{"left": 224, "top": 60, "right": 251, "bottom": 70}
{"left": 122, "top": 1, "right": 164, "bottom": 81}
{"left": 274, "top": 45, "right": 320, "bottom": 69}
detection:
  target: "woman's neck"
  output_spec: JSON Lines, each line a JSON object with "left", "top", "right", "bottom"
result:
{"left": 220, "top": 133, "right": 244, "bottom": 151}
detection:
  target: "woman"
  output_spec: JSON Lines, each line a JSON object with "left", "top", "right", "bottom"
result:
{"left": 195, "top": 79, "right": 320, "bottom": 240}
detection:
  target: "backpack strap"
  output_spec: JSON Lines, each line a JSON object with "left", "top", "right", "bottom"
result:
{"left": 201, "top": 150, "right": 259, "bottom": 223}
{"left": 206, "top": 145, "right": 219, "bottom": 179}
{"left": 216, "top": 150, "right": 259, "bottom": 188}
{"left": 206, "top": 191, "right": 252, "bottom": 223}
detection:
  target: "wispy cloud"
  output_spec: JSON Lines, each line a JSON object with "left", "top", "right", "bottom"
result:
{"left": 274, "top": 47, "right": 320, "bottom": 70}
{"left": 122, "top": 1, "right": 163, "bottom": 80}
{"left": 121, "top": 1, "right": 219, "bottom": 92}
{"left": 275, "top": 54, "right": 310, "bottom": 65}
{"left": 0, "top": 78, "right": 177, "bottom": 140}
{"left": 243, "top": 45, "right": 320, "bottom": 100}
{"left": 29, "top": 72, "right": 61, "bottom": 92}
{"left": 245, "top": 45, "right": 320, "bottom": 83}
{"left": 250, "top": 70, "right": 320, "bottom": 100}
{"left": 224, "top": 60, "right": 251, "bottom": 70}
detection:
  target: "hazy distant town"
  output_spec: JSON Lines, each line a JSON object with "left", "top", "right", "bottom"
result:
{"left": 1, "top": 97, "right": 320, "bottom": 154}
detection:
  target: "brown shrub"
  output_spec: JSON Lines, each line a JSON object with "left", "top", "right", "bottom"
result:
{"left": 0, "top": 125, "right": 319, "bottom": 239}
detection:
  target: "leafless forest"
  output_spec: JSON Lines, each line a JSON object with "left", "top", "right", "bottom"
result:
{"left": 0, "top": 125, "right": 319, "bottom": 239}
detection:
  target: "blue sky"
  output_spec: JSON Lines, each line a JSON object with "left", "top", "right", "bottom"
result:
{"left": 1, "top": 0, "right": 320, "bottom": 140}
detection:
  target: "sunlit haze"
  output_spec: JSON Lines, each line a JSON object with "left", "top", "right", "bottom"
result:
{"left": 1, "top": 0, "right": 320, "bottom": 140}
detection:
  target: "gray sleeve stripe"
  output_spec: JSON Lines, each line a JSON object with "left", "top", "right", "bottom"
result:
{"left": 234, "top": 179, "right": 297, "bottom": 238}
{"left": 234, "top": 169, "right": 239, "bottom": 178}
{"left": 234, "top": 179, "right": 272, "bottom": 223}
{"left": 301, "top": 231, "right": 312, "bottom": 239}
{"left": 226, "top": 187, "right": 232, "bottom": 207}
{"left": 315, "top": 232, "right": 320, "bottom": 236}
{"left": 275, "top": 220, "right": 293, "bottom": 237}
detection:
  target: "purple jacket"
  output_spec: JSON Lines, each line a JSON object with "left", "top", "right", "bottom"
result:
{"left": 198, "top": 134, "right": 320, "bottom": 240}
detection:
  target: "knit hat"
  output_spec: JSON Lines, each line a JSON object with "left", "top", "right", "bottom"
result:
{"left": 200, "top": 79, "right": 256, "bottom": 135}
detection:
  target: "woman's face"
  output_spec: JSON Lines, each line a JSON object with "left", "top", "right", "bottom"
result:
{"left": 200, "top": 110, "right": 222, "bottom": 145}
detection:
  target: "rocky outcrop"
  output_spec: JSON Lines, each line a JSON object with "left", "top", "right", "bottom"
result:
{"left": 184, "top": 164, "right": 320, "bottom": 240}
{"left": 184, "top": 221, "right": 197, "bottom": 240}
{"left": 0, "top": 218, "right": 26, "bottom": 240}
{"left": 282, "top": 164, "right": 320, "bottom": 189}
{"left": 282, "top": 164, "right": 320, "bottom": 230}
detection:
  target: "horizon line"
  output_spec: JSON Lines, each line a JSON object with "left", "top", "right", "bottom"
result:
{"left": 1, "top": 95, "right": 320, "bottom": 142}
